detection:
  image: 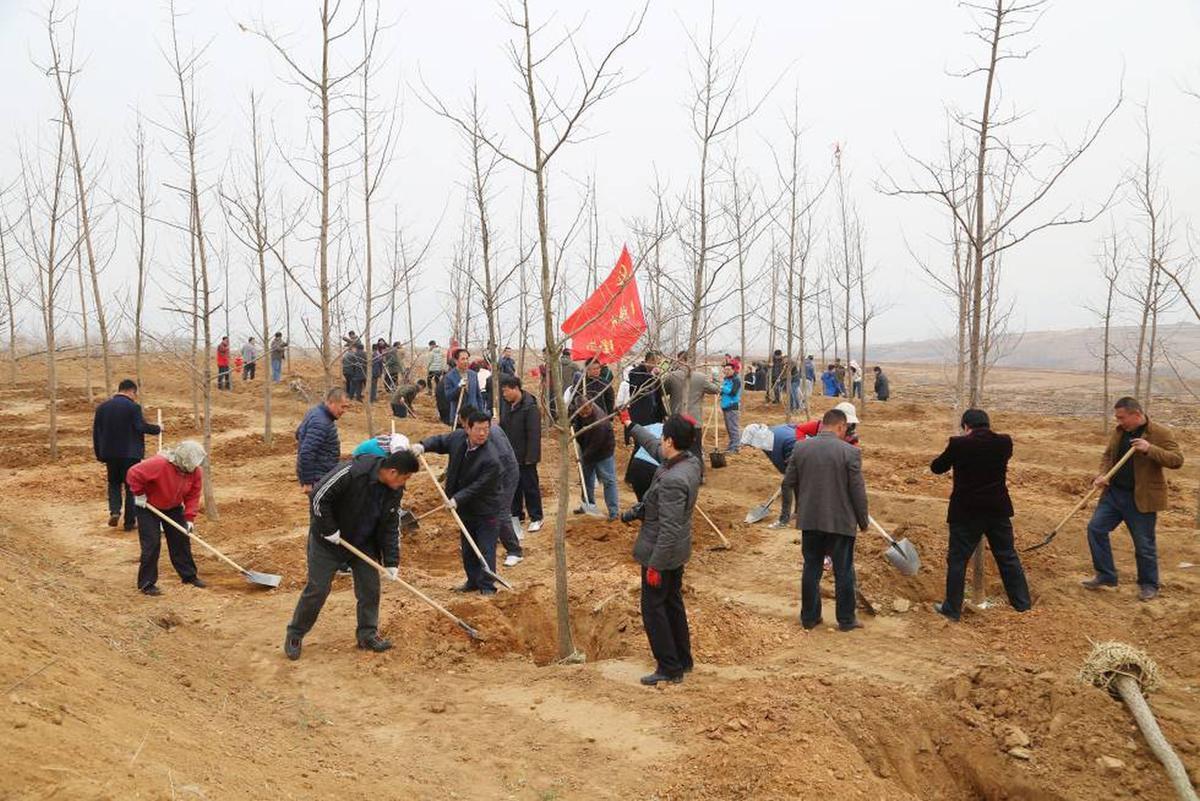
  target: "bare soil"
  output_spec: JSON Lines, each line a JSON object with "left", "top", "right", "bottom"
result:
{"left": 0, "top": 360, "right": 1197, "bottom": 800}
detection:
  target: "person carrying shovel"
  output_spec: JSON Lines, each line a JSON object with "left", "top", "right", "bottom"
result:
{"left": 284, "top": 448, "right": 420, "bottom": 660}
{"left": 126, "top": 441, "right": 207, "bottom": 596}
{"left": 930, "top": 408, "right": 1031, "bottom": 621}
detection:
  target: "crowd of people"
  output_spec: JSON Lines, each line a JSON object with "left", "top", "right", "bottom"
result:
{"left": 215, "top": 333, "right": 290, "bottom": 388}
{"left": 90, "top": 339, "right": 1185, "bottom": 687}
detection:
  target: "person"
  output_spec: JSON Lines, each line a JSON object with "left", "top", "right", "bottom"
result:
{"left": 849, "top": 360, "right": 863, "bottom": 400}
{"left": 442, "top": 348, "right": 484, "bottom": 426}
{"left": 742, "top": 418, "right": 820, "bottom": 530}
{"left": 821, "top": 364, "right": 839, "bottom": 397}
{"left": 126, "top": 441, "right": 207, "bottom": 596}
{"left": 620, "top": 413, "right": 702, "bottom": 686}
{"left": 342, "top": 342, "right": 367, "bottom": 401}
{"left": 783, "top": 407, "right": 869, "bottom": 632}
{"left": 833, "top": 359, "right": 847, "bottom": 397}
{"left": 874, "top": 366, "right": 890, "bottom": 402}
{"left": 270, "top": 332, "right": 287, "bottom": 383}
{"left": 342, "top": 330, "right": 361, "bottom": 350}
{"left": 719, "top": 363, "right": 741, "bottom": 453}
{"left": 499, "top": 347, "right": 517, "bottom": 376}
{"left": 626, "top": 351, "right": 667, "bottom": 444}
{"left": 369, "top": 340, "right": 387, "bottom": 402}
{"left": 425, "top": 340, "right": 445, "bottom": 394}
{"left": 234, "top": 351, "right": 244, "bottom": 379}
{"left": 296, "top": 388, "right": 351, "bottom": 496}
{"left": 93, "top": 378, "right": 162, "bottom": 530}
{"left": 624, "top": 421, "right": 663, "bottom": 502}
{"left": 571, "top": 396, "right": 619, "bottom": 520}
{"left": 788, "top": 356, "right": 803, "bottom": 412}
{"left": 803, "top": 355, "right": 816, "bottom": 397}
{"left": 769, "top": 349, "right": 784, "bottom": 403}
{"left": 930, "top": 409, "right": 1031, "bottom": 621}
{"left": 452, "top": 404, "right": 523, "bottom": 566}
{"left": 384, "top": 342, "right": 405, "bottom": 393}
{"left": 574, "top": 357, "right": 615, "bottom": 415}
{"left": 662, "top": 359, "right": 721, "bottom": 472}
{"left": 1082, "top": 397, "right": 1184, "bottom": 601}
{"left": 500, "top": 375, "right": 544, "bottom": 534}
{"left": 283, "top": 448, "right": 420, "bottom": 660}
{"left": 241, "top": 337, "right": 257, "bottom": 381}
{"left": 390, "top": 379, "right": 425, "bottom": 418}
{"left": 413, "top": 410, "right": 504, "bottom": 596}
{"left": 216, "top": 336, "right": 231, "bottom": 390}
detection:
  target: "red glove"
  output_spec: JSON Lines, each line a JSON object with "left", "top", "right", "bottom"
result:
{"left": 619, "top": 408, "right": 632, "bottom": 426}
{"left": 646, "top": 567, "right": 661, "bottom": 588}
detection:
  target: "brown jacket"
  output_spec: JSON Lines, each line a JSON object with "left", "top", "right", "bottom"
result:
{"left": 1100, "top": 419, "right": 1183, "bottom": 513}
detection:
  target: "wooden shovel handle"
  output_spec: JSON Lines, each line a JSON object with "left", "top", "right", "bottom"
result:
{"left": 146, "top": 503, "right": 248, "bottom": 575}
{"left": 417, "top": 453, "right": 511, "bottom": 589}
{"left": 1047, "top": 447, "right": 1137, "bottom": 536}
{"left": 695, "top": 504, "right": 731, "bottom": 548}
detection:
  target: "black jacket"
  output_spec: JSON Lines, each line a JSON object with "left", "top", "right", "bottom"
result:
{"left": 627, "top": 363, "right": 665, "bottom": 426}
{"left": 420, "top": 430, "right": 503, "bottom": 520}
{"left": 309, "top": 454, "right": 404, "bottom": 567}
{"left": 930, "top": 428, "right": 1014, "bottom": 523}
{"left": 578, "top": 375, "right": 615, "bottom": 415}
{"left": 500, "top": 390, "right": 541, "bottom": 464}
{"left": 571, "top": 407, "right": 615, "bottom": 463}
{"left": 93, "top": 394, "right": 161, "bottom": 462}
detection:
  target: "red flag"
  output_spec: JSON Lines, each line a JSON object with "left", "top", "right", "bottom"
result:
{"left": 561, "top": 246, "right": 646, "bottom": 364}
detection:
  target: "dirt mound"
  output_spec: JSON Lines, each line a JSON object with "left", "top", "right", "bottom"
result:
{"left": 209, "top": 432, "right": 298, "bottom": 463}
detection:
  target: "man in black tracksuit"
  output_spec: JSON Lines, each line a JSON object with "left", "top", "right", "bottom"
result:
{"left": 930, "top": 408, "right": 1031, "bottom": 621}
{"left": 416, "top": 409, "right": 504, "bottom": 595}
{"left": 284, "top": 450, "right": 419, "bottom": 660}
{"left": 93, "top": 378, "right": 162, "bottom": 530}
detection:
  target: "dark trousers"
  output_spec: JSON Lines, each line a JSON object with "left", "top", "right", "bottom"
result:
{"left": 391, "top": 402, "right": 409, "bottom": 418}
{"left": 625, "top": 458, "right": 656, "bottom": 502}
{"left": 498, "top": 493, "right": 522, "bottom": 556}
{"left": 800, "top": 531, "right": 856, "bottom": 627}
{"left": 1087, "top": 486, "right": 1159, "bottom": 589}
{"left": 640, "top": 564, "right": 692, "bottom": 677}
{"left": 105, "top": 457, "right": 139, "bottom": 525}
{"left": 427, "top": 371, "right": 443, "bottom": 394}
{"left": 943, "top": 517, "right": 1031, "bottom": 618}
{"left": 370, "top": 375, "right": 380, "bottom": 402}
{"left": 136, "top": 505, "right": 198, "bottom": 590}
{"left": 243, "top": 362, "right": 256, "bottom": 380}
{"left": 460, "top": 516, "right": 500, "bottom": 592}
{"left": 217, "top": 365, "right": 231, "bottom": 389}
{"left": 345, "top": 377, "right": 365, "bottom": 401}
{"left": 511, "top": 464, "right": 543, "bottom": 522}
{"left": 689, "top": 428, "right": 705, "bottom": 480}
{"left": 287, "top": 531, "right": 382, "bottom": 642}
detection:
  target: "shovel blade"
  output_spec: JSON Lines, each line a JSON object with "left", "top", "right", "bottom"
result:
{"left": 399, "top": 509, "right": 420, "bottom": 533}
{"left": 242, "top": 570, "right": 282, "bottom": 588}
{"left": 745, "top": 503, "right": 773, "bottom": 524}
{"left": 883, "top": 539, "right": 920, "bottom": 577}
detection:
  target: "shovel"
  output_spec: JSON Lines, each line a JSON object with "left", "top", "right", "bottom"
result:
{"left": 572, "top": 439, "right": 603, "bottom": 517}
{"left": 869, "top": 516, "right": 920, "bottom": 577}
{"left": 746, "top": 488, "right": 782, "bottom": 524}
{"left": 334, "top": 537, "right": 483, "bottom": 641}
{"left": 146, "top": 503, "right": 282, "bottom": 588}
{"left": 708, "top": 400, "right": 727, "bottom": 469}
{"left": 1025, "top": 447, "right": 1135, "bottom": 552}
{"left": 417, "top": 453, "right": 513, "bottom": 590}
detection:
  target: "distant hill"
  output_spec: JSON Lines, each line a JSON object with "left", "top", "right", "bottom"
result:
{"left": 869, "top": 322, "right": 1200, "bottom": 377}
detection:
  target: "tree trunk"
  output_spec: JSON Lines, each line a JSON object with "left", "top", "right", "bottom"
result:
{"left": 134, "top": 116, "right": 149, "bottom": 392}
{"left": 250, "top": 95, "right": 273, "bottom": 446}
{"left": 75, "top": 214, "right": 93, "bottom": 404}
{"left": 0, "top": 219, "right": 16, "bottom": 386}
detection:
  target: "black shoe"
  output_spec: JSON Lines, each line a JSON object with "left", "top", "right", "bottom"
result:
{"left": 141, "top": 585, "right": 162, "bottom": 597}
{"left": 682, "top": 664, "right": 694, "bottom": 674}
{"left": 838, "top": 620, "right": 864, "bottom": 632}
{"left": 123, "top": 522, "right": 136, "bottom": 532}
{"left": 185, "top": 577, "right": 207, "bottom": 588}
{"left": 107, "top": 514, "right": 119, "bottom": 527}
{"left": 336, "top": 563, "right": 352, "bottom": 576}
{"left": 933, "top": 602, "right": 960, "bottom": 622}
{"left": 284, "top": 635, "right": 303, "bottom": 661}
{"left": 1081, "top": 576, "right": 1118, "bottom": 590}
{"left": 640, "top": 672, "right": 683, "bottom": 686}
{"left": 801, "top": 618, "right": 823, "bottom": 630}
{"left": 451, "top": 582, "right": 479, "bottom": 593}
{"left": 479, "top": 587, "right": 498, "bottom": 597}
{"left": 357, "top": 634, "right": 393, "bottom": 653}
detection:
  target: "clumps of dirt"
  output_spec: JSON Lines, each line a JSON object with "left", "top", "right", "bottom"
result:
{"left": 160, "top": 409, "right": 250, "bottom": 437}
{"left": 0, "top": 443, "right": 92, "bottom": 469}
{"left": 154, "top": 611, "right": 183, "bottom": 630}
{"left": 209, "top": 433, "right": 297, "bottom": 464}
{"left": 54, "top": 396, "right": 99, "bottom": 414}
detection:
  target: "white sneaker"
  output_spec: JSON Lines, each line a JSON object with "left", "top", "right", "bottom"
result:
{"left": 504, "top": 554, "right": 523, "bottom": 567}
{"left": 527, "top": 519, "right": 544, "bottom": 533}
{"left": 767, "top": 520, "right": 786, "bottom": 530}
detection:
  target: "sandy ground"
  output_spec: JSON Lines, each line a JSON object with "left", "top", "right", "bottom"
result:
{"left": 0, "top": 359, "right": 1197, "bottom": 800}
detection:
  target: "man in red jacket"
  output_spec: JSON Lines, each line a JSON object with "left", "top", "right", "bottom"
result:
{"left": 126, "top": 440, "right": 207, "bottom": 596}
{"left": 216, "top": 336, "right": 231, "bottom": 390}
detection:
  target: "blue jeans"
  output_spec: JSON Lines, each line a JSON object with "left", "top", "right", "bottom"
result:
{"left": 271, "top": 358, "right": 282, "bottom": 382}
{"left": 582, "top": 455, "right": 619, "bottom": 519}
{"left": 1086, "top": 486, "right": 1158, "bottom": 588}
{"left": 788, "top": 380, "right": 801, "bottom": 411}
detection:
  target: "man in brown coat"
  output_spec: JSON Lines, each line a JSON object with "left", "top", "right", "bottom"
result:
{"left": 1083, "top": 396, "right": 1184, "bottom": 601}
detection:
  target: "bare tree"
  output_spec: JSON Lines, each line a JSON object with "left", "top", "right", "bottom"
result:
{"left": 0, "top": 206, "right": 18, "bottom": 385}
{"left": 46, "top": 2, "right": 113, "bottom": 394}
{"left": 1090, "top": 229, "right": 1125, "bottom": 430}
{"left": 425, "top": 0, "right": 644, "bottom": 660}
{"left": 73, "top": 196, "right": 92, "bottom": 402}
{"left": 131, "top": 113, "right": 154, "bottom": 390}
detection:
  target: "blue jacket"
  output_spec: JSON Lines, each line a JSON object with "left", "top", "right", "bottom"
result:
{"left": 442, "top": 369, "right": 484, "bottom": 423}
{"left": 804, "top": 358, "right": 815, "bottom": 381}
{"left": 765, "top": 424, "right": 799, "bottom": 474}
{"left": 92, "top": 394, "right": 161, "bottom": 462}
{"left": 295, "top": 403, "right": 341, "bottom": 485}
{"left": 720, "top": 375, "right": 742, "bottom": 411}
{"left": 821, "top": 371, "right": 839, "bottom": 397}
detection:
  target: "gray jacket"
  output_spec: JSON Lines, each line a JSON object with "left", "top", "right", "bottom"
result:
{"left": 783, "top": 431, "right": 869, "bottom": 536}
{"left": 488, "top": 425, "right": 520, "bottom": 506}
{"left": 630, "top": 425, "right": 702, "bottom": 570}
{"left": 662, "top": 368, "right": 720, "bottom": 419}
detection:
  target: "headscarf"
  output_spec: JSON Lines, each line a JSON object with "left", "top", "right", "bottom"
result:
{"left": 167, "top": 440, "right": 207, "bottom": 473}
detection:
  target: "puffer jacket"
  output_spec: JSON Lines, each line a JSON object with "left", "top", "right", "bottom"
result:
{"left": 295, "top": 403, "right": 341, "bottom": 485}
{"left": 720, "top": 375, "right": 741, "bottom": 411}
{"left": 630, "top": 425, "right": 701, "bottom": 571}
{"left": 308, "top": 454, "right": 403, "bottom": 567}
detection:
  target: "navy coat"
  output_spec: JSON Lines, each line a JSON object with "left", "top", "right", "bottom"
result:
{"left": 92, "top": 394, "right": 161, "bottom": 462}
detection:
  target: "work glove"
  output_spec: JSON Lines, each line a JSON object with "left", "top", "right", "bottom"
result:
{"left": 134, "top": 494, "right": 148, "bottom": 508}
{"left": 446, "top": 497, "right": 457, "bottom": 511}
{"left": 410, "top": 443, "right": 425, "bottom": 457}
{"left": 385, "top": 567, "right": 399, "bottom": 581}
{"left": 620, "top": 503, "right": 644, "bottom": 525}
{"left": 619, "top": 408, "right": 631, "bottom": 426}
{"left": 646, "top": 567, "right": 662, "bottom": 588}
{"left": 323, "top": 530, "right": 342, "bottom": 545}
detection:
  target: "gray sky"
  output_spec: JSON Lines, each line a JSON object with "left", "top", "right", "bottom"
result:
{"left": 2, "top": 0, "right": 1198, "bottom": 355}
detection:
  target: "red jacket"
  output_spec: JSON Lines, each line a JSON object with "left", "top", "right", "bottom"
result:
{"left": 795, "top": 419, "right": 859, "bottom": 447}
{"left": 217, "top": 341, "right": 230, "bottom": 367}
{"left": 126, "top": 454, "right": 204, "bottom": 521}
